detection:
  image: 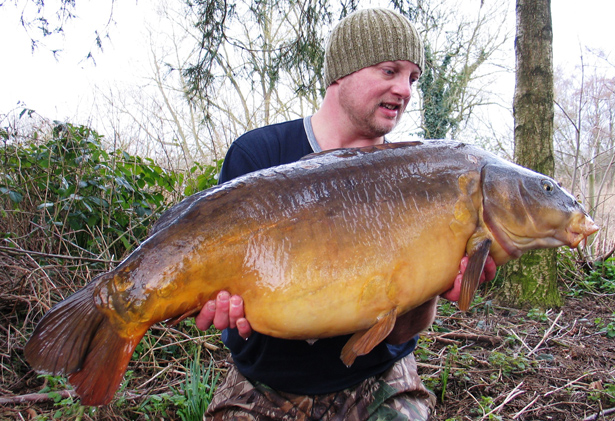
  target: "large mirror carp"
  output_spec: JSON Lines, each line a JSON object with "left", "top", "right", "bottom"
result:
{"left": 25, "top": 141, "right": 598, "bottom": 405}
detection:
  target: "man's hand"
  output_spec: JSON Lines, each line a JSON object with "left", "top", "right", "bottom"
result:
{"left": 441, "top": 255, "right": 497, "bottom": 302}
{"left": 195, "top": 291, "right": 252, "bottom": 339}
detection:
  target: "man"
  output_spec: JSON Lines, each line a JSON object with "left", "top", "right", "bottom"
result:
{"left": 198, "top": 8, "right": 496, "bottom": 420}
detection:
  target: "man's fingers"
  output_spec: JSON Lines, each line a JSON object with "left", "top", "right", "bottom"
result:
{"left": 195, "top": 300, "right": 216, "bottom": 331}
{"left": 440, "top": 273, "right": 462, "bottom": 302}
{"left": 483, "top": 256, "right": 497, "bottom": 283}
{"left": 441, "top": 254, "right": 496, "bottom": 303}
{"left": 459, "top": 256, "right": 469, "bottom": 272}
{"left": 236, "top": 318, "right": 253, "bottom": 339}
{"left": 212, "top": 291, "right": 231, "bottom": 330}
{"left": 194, "top": 292, "right": 253, "bottom": 339}
{"left": 229, "top": 295, "right": 244, "bottom": 329}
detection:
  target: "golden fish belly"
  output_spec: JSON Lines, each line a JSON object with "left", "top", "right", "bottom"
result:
{"left": 220, "top": 195, "right": 474, "bottom": 339}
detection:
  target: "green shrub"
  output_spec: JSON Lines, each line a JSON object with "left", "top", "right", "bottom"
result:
{"left": 1, "top": 122, "right": 191, "bottom": 259}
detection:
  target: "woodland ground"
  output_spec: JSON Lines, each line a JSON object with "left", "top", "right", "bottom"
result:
{"left": 0, "top": 248, "right": 614, "bottom": 421}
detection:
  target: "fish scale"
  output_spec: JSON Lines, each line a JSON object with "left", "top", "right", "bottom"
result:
{"left": 25, "top": 140, "right": 598, "bottom": 406}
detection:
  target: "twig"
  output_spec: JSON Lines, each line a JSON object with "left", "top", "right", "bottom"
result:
{"left": 481, "top": 381, "right": 525, "bottom": 420}
{"left": 432, "top": 336, "right": 460, "bottom": 346}
{"left": 436, "top": 332, "right": 502, "bottom": 345}
{"left": 512, "top": 393, "right": 540, "bottom": 419}
{"left": 583, "top": 406, "right": 615, "bottom": 421}
{"left": 507, "top": 328, "right": 532, "bottom": 353}
{"left": 529, "top": 310, "right": 563, "bottom": 356}
{"left": 0, "top": 390, "right": 76, "bottom": 404}
{"left": 137, "top": 364, "right": 173, "bottom": 389}
{"left": 0, "top": 245, "right": 118, "bottom": 264}
{"left": 0, "top": 389, "right": 167, "bottom": 405}
{"left": 544, "top": 373, "right": 592, "bottom": 397}
{"left": 417, "top": 362, "right": 470, "bottom": 371}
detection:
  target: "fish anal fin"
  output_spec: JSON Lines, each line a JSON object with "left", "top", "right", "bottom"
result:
{"left": 69, "top": 320, "right": 146, "bottom": 406}
{"left": 459, "top": 239, "right": 492, "bottom": 311}
{"left": 340, "top": 308, "right": 398, "bottom": 367}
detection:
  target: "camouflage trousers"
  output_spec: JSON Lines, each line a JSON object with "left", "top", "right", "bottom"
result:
{"left": 204, "top": 353, "right": 436, "bottom": 421}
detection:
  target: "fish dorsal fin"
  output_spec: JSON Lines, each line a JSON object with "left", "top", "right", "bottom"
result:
{"left": 299, "top": 141, "right": 425, "bottom": 162}
{"left": 458, "top": 239, "right": 492, "bottom": 311}
{"left": 340, "top": 308, "right": 398, "bottom": 367}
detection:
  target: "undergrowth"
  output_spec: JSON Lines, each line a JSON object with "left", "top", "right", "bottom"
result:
{"left": 0, "top": 118, "right": 225, "bottom": 420}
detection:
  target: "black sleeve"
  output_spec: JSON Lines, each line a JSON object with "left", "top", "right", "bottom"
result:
{"left": 218, "top": 140, "right": 268, "bottom": 184}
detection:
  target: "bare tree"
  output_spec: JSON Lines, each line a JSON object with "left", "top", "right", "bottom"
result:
{"left": 498, "top": 0, "right": 561, "bottom": 309}
{"left": 554, "top": 59, "right": 615, "bottom": 258}
{"left": 408, "top": 0, "right": 513, "bottom": 139}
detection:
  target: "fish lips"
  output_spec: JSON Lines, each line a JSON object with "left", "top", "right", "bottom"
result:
{"left": 564, "top": 213, "right": 599, "bottom": 247}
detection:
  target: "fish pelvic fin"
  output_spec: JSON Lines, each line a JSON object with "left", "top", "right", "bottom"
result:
{"left": 458, "top": 238, "right": 492, "bottom": 311}
{"left": 24, "top": 280, "right": 146, "bottom": 406}
{"left": 340, "top": 308, "right": 397, "bottom": 367}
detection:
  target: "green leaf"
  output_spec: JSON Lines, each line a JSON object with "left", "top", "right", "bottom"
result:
{"left": 8, "top": 190, "right": 23, "bottom": 203}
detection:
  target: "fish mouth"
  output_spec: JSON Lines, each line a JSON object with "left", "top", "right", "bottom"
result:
{"left": 565, "top": 217, "right": 599, "bottom": 247}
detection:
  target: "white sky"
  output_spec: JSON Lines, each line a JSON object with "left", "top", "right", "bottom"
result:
{"left": 0, "top": 0, "right": 613, "bottom": 124}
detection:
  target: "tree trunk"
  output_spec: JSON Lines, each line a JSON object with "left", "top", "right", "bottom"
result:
{"left": 498, "top": 0, "right": 562, "bottom": 309}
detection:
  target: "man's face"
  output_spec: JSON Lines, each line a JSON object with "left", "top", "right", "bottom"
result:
{"left": 337, "top": 60, "right": 421, "bottom": 138}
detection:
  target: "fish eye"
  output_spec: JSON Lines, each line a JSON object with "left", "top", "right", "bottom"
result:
{"left": 541, "top": 180, "right": 555, "bottom": 193}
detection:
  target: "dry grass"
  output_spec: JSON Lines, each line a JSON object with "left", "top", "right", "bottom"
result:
{"left": 420, "top": 291, "right": 615, "bottom": 420}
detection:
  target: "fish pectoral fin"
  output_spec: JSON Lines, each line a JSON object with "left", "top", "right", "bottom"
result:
{"left": 340, "top": 308, "right": 398, "bottom": 367}
{"left": 165, "top": 308, "right": 201, "bottom": 328}
{"left": 459, "top": 238, "right": 492, "bottom": 311}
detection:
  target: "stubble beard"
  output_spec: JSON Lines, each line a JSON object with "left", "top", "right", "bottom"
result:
{"left": 339, "top": 83, "right": 399, "bottom": 139}
{"left": 343, "top": 101, "right": 399, "bottom": 139}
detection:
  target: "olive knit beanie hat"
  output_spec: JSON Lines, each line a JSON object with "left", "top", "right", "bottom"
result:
{"left": 323, "top": 8, "right": 425, "bottom": 87}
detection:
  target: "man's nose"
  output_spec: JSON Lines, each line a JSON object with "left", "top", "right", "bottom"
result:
{"left": 392, "top": 77, "right": 412, "bottom": 99}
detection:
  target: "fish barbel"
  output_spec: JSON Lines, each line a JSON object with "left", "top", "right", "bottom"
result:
{"left": 25, "top": 141, "right": 598, "bottom": 405}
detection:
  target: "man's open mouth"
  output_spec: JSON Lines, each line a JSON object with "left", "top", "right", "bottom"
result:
{"left": 381, "top": 103, "right": 400, "bottom": 110}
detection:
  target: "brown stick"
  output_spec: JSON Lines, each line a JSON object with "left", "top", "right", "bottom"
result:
{"left": 583, "top": 406, "right": 615, "bottom": 421}
{"left": 0, "top": 245, "right": 118, "bottom": 264}
{"left": 430, "top": 332, "right": 502, "bottom": 346}
{"left": 0, "top": 390, "right": 76, "bottom": 405}
{"left": 0, "top": 389, "right": 160, "bottom": 405}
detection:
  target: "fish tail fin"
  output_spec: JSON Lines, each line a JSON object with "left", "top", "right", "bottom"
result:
{"left": 24, "top": 280, "right": 146, "bottom": 406}
{"left": 459, "top": 239, "right": 492, "bottom": 311}
{"left": 68, "top": 319, "right": 145, "bottom": 405}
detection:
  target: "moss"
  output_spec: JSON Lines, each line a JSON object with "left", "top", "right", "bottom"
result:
{"left": 496, "top": 249, "right": 562, "bottom": 309}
